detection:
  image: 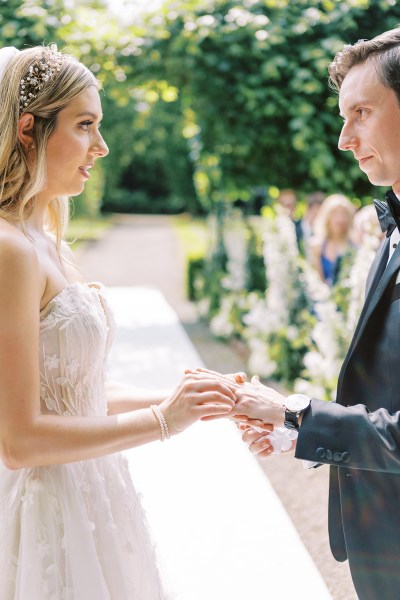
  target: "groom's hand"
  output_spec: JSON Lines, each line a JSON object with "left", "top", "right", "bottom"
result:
{"left": 240, "top": 425, "right": 297, "bottom": 458}
{"left": 231, "top": 376, "right": 286, "bottom": 427}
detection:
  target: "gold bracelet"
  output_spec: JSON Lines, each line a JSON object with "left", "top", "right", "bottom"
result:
{"left": 151, "top": 405, "right": 171, "bottom": 441}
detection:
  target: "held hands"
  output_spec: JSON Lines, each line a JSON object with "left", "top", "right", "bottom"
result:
{"left": 158, "top": 370, "right": 237, "bottom": 436}
{"left": 232, "top": 374, "right": 297, "bottom": 456}
{"left": 191, "top": 368, "right": 285, "bottom": 427}
{"left": 189, "top": 368, "right": 296, "bottom": 457}
{"left": 159, "top": 367, "right": 297, "bottom": 457}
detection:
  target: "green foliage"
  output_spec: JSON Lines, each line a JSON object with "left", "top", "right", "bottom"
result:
{"left": 3, "top": 0, "right": 400, "bottom": 217}
{"left": 1, "top": 0, "right": 201, "bottom": 217}
{"left": 245, "top": 223, "right": 267, "bottom": 292}
{"left": 137, "top": 0, "right": 400, "bottom": 200}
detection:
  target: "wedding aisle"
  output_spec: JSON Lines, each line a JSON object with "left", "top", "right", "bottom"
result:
{"left": 105, "top": 286, "right": 332, "bottom": 600}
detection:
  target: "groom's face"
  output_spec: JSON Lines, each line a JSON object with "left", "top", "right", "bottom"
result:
{"left": 338, "top": 60, "right": 400, "bottom": 194}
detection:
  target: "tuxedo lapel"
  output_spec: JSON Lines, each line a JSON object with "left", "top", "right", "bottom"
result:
{"left": 365, "top": 237, "right": 390, "bottom": 300}
{"left": 337, "top": 237, "right": 399, "bottom": 401}
{"left": 346, "top": 239, "right": 400, "bottom": 361}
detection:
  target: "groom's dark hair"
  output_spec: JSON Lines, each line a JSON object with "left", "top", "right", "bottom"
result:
{"left": 329, "top": 26, "right": 400, "bottom": 104}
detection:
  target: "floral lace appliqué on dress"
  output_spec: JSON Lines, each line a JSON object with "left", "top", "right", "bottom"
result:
{"left": 0, "top": 283, "right": 167, "bottom": 600}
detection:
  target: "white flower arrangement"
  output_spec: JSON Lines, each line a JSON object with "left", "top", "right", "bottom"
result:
{"left": 222, "top": 211, "right": 248, "bottom": 292}
{"left": 346, "top": 230, "right": 381, "bottom": 333}
{"left": 197, "top": 199, "right": 382, "bottom": 401}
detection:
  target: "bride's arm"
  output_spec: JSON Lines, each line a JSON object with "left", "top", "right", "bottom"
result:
{"left": 0, "top": 235, "right": 236, "bottom": 470}
{"left": 106, "top": 381, "right": 172, "bottom": 414}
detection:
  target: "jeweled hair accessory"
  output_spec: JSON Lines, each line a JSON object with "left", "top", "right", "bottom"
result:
{"left": 0, "top": 46, "right": 20, "bottom": 84}
{"left": 19, "top": 44, "right": 65, "bottom": 113}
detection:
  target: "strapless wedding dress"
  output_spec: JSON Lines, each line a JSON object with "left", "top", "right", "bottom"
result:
{"left": 0, "top": 283, "right": 167, "bottom": 600}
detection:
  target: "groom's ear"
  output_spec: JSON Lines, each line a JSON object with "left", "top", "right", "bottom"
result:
{"left": 18, "top": 113, "right": 35, "bottom": 151}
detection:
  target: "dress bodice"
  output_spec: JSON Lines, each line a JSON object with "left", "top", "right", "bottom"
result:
{"left": 39, "top": 282, "right": 114, "bottom": 417}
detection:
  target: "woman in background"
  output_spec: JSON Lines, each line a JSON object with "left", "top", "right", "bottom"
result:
{"left": 310, "top": 193, "right": 356, "bottom": 286}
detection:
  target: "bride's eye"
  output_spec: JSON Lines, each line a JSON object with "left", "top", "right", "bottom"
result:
{"left": 79, "top": 120, "right": 93, "bottom": 131}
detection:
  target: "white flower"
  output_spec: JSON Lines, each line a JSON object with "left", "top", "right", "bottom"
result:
{"left": 223, "top": 214, "right": 248, "bottom": 291}
{"left": 287, "top": 325, "right": 299, "bottom": 341}
{"left": 247, "top": 338, "right": 277, "bottom": 378}
{"left": 294, "top": 378, "right": 326, "bottom": 400}
{"left": 210, "top": 313, "right": 234, "bottom": 337}
{"left": 197, "top": 297, "right": 210, "bottom": 317}
{"left": 303, "top": 351, "right": 324, "bottom": 377}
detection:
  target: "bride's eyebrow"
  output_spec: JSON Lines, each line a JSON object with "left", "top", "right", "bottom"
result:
{"left": 74, "top": 111, "right": 103, "bottom": 121}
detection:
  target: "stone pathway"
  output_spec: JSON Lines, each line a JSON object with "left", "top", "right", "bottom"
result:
{"left": 103, "top": 286, "right": 331, "bottom": 600}
{"left": 76, "top": 213, "right": 356, "bottom": 600}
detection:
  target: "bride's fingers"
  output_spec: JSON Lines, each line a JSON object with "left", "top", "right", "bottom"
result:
{"left": 195, "top": 403, "right": 238, "bottom": 418}
{"left": 196, "top": 391, "right": 236, "bottom": 407}
{"left": 200, "top": 413, "right": 230, "bottom": 421}
{"left": 189, "top": 367, "right": 247, "bottom": 384}
{"left": 182, "top": 376, "right": 237, "bottom": 401}
{"left": 187, "top": 369, "right": 245, "bottom": 390}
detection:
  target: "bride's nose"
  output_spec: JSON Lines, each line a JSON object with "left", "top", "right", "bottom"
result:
{"left": 92, "top": 132, "right": 109, "bottom": 158}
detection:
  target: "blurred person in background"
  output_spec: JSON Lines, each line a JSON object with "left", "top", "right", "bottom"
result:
{"left": 351, "top": 203, "right": 383, "bottom": 246}
{"left": 295, "top": 191, "right": 325, "bottom": 257}
{"left": 277, "top": 188, "right": 297, "bottom": 219}
{"left": 310, "top": 193, "right": 356, "bottom": 285}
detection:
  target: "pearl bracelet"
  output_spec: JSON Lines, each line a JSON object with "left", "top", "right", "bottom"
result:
{"left": 151, "top": 405, "right": 171, "bottom": 441}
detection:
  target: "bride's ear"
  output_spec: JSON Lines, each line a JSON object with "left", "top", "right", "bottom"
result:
{"left": 18, "top": 113, "right": 35, "bottom": 151}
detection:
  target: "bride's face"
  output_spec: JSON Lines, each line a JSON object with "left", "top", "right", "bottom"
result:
{"left": 44, "top": 86, "right": 108, "bottom": 199}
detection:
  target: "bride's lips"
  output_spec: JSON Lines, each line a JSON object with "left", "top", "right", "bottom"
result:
{"left": 79, "top": 165, "right": 93, "bottom": 179}
{"left": 357, "top": 156, "right": 373, "bottom": 166}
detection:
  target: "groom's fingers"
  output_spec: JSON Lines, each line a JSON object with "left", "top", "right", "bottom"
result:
{"left": 234, "top": 418, "right": 273, "bottom": 431}
{"left": 241, "top": 428, "right": 265, "bottom": 444}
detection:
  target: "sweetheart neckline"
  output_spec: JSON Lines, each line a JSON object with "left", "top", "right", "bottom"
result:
{"left": 40, "top": 282, "right": 101, "bottom": 320}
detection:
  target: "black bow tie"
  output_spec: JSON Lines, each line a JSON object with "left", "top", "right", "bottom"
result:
{"left": 374, "top": 190, "right": 400, "bottom": 237}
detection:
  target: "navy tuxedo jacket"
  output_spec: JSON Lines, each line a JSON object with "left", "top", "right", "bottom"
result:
{"left": 296, "top": 235, "right": 400, "bottom": 599}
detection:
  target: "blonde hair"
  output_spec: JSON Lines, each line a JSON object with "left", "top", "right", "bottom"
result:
{"left": 313, "top": 193, "right": 356, "bottom": 242}
{"left": 0, "top": 45, "right": 99, "bottom": 247}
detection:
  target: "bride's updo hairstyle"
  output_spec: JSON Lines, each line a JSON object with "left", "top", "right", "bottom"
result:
{"left": 0, "top": 44, "right": 99, "bottom": 246}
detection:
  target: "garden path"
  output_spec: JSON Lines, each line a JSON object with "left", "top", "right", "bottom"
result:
{"left": 76, "top": 213, "right": 356, "bottom": 600}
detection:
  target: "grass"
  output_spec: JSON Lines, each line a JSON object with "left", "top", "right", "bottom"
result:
{"left": 171, "top": 214, "right": 208, "bottom": 261}
{"left": 171, "top": 214, "right": 209, "bottom": 300}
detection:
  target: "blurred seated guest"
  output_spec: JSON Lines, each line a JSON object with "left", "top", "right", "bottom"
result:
{"left": 351, "top": 203, "right": 383, "bottom": 247}
{"left": 277, "top": 188, "right": 297, "bottom": 219}
{"left": 277, "top": 188, "right": 303, "bottom": 250}
{"left": 295, "top": 191, "right": 325, "bottom": 256}
{"left": 310, "top": 193, "right": 356, "bottom": 286}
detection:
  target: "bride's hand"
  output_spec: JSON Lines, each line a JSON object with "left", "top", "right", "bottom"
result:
{"left": 159, "top": 370, "right": 237, "bottom": 435}
{"left": 185, "top": 367, "right": 247, "bottom": 387}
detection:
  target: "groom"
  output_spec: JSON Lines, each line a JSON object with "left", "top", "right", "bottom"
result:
{"left": 231, "top": 27, "right": 400, "bottom": 600}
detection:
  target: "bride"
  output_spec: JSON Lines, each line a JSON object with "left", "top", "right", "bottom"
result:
{"left": 0, "top": 44, "right": 238, "bottom": 599}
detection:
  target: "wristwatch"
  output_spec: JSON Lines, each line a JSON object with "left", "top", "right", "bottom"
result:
{"left": 284, "top": 394, "right": 311, "bottom": 430}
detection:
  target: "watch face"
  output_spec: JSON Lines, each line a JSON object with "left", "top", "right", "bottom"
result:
{"left": 285, "top": 394, "right": 310, "bottom": 412}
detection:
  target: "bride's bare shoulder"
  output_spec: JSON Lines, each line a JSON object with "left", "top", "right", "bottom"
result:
{"left": 0, "top": 220, "right": 39, "bottom": 279}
